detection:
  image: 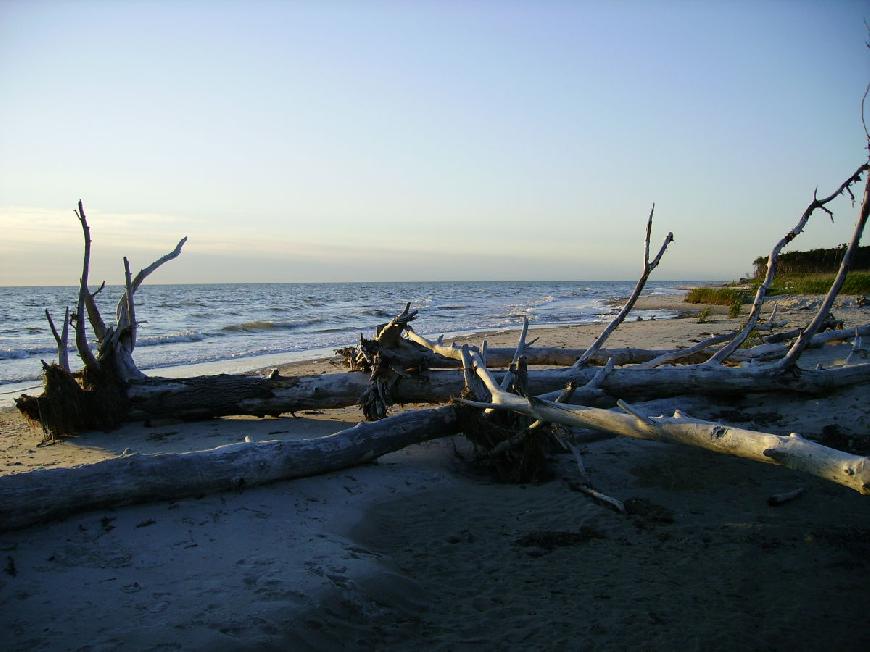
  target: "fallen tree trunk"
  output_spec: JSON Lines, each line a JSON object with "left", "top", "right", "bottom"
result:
{"left": 408, "top": 324, "right": 870, "bottom": 368}
{"left": 114, "top": 359, "right": 870, "bottom": 422}
{"left": 459, "top": 350, "right": 870, "bottom": 494}
{"left": 0, "top": 406, "right": 460, "bottom": 532}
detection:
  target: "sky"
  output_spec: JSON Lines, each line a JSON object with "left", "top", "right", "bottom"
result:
{"left": 0, "top": 0, "right": 868, "bottom": 285}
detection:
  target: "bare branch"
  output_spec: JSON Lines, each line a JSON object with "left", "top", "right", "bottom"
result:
{"left": 776, "top": 171, "right": 870, "bottom": 368}
{"left": 73, "top": 200, "right": 100, "bottom": 372}
{"left": 637, "top": 332, "right": 733, "bottom": 369}
{"left": 500, "top": 316, "right": 530, "bottom": 391}
{"left": 643, "top": 203, "right": 654, "bottom": 268}
{"left": 123, "top": 256, "right": 137, "bottom": 351}
{"left": 130, "top": 237, "right": 188, "bottom": 292}
{"left": 44, "top": 307, "right": 70, "bottom": 372}
{"left": 114, "top": 236, "right": 188, "bottom": 354}
{"left": 862, "top": 82, "right": 870, "bottom": 148}
{"left": 461, "top": 356, "right": 870, "bottom": 494}
{"left": 707, "top": 161, "right": 870, "bottom": 364}
{"left": 574, "top": 206, "right": 673, "bottom": 368}
{"left": 83, "top": 280, "right": 107, "bottom": 342}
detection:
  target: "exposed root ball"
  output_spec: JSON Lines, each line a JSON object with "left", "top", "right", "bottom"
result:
{"left": 15, "top": 362, "right": 128, "bottom": 439}
{"left": 456, "top": 403, "right": 553, "bottom": 483}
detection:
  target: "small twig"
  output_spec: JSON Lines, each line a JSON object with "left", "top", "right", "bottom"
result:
{"left": 768, "top": 487, "right": 805, "bottom": 507}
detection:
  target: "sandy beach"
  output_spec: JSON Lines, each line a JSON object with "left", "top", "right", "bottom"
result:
{"left": 1, "top": 293, "right": 869, "bottom": 650}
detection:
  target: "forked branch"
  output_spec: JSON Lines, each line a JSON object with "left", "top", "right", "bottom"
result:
{"left": 775, "top": 171, "right": 870, "bottom": 369}
{"left": 708, "top": 161, "right": 870, "bottom": 364}
{"left": 44, "top": 307, "right": 70, "bottom": 372}
{"left": 460, "top": 354, "right": 870, "bottom": 494}
{"left": 73, "top": 200, "right": 100, "bottom": 372}
{"left": 114, "top": 236, "right": 188, "bottom": 355}
{"left": 573, "top": 204, "right": 673, "bottom": 368}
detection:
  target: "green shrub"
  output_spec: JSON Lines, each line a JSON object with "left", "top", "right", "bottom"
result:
{"left": 685, "top": 287, "right": 750, "bottom": 305}
{"left": 696, "top": 306, "right": 712, "bottom": 324}
{"left": 767, "top": 271, "right": 870, "bottom": 296}
{"left": 728, "top": 297, "right": 742, "bottom": 318}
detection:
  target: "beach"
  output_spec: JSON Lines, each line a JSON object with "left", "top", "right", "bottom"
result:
{"left": 1, "top": 293, "right": 869, "bottom": 650}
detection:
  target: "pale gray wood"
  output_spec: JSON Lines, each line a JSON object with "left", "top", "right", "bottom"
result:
{"left": 709, "top": 161, "right": 869, "bottom": 363}
{"left": 461, "top": 351, "right": 870, "bottom": 494}
{"left": 574, "top": 205, "right": 673, "bottom": 368}
{"left": 777, "top": 173, "right": 869, "bottom": 368}
{"left": 0, "top": 406, "right": 460, "bottom": 532}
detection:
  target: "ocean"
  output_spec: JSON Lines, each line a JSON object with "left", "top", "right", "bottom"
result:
{"left": 0, "top": 281, "right": 689, "bottom": 405}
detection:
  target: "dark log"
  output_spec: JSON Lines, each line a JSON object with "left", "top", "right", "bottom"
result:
{"left": 116, "top": 361, "right": 870, "bottom": 422}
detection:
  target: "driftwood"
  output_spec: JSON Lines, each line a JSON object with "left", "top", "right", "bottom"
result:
{"left": 0, "top": 406, "right": 460, "bottom": 531}
{"left": 458, "top": 349, "right": 870, "bottom": 495}
{"left": 573, "top": 204, "right": 673, "bottom": 369}
{"left": 14, "top": 193, "right": 868, "bottom": 434}
{"left": 5, "top": 149, "right": 869, "bottom": 531}
{"left": 708, "top": 162, "right": 869, "bottom": 363}
{"left": 111, "top": 357, "right": 870, "bottom": 423}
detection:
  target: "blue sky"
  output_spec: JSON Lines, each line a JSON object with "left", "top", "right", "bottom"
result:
{"left": 0, "top": 0, "right": 867, "bottom": 284}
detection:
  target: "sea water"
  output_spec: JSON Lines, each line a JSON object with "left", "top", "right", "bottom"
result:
{"left": 0, "top": 281, "right": 689, "bottom": 405}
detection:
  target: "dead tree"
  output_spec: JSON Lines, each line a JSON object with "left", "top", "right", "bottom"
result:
{"left": 448, "top": 158, "right": 870, "bottom": 496}
{"left": 15, "top": 179, "right": 870, "bottom": 437}
{"left": 0, "top": 406, "right": 460, "bottom": 531}
{"left": 2, "top": 153, "right": 869, "bottom": 533}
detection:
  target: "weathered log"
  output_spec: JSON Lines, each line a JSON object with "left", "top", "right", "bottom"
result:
{"left": 114, "top": 358, "right": 870, "bottom": 422}
{"left": 404, "top": 327, "right": 716, "bottom": 367}
{"left": 407, "top": 324, "right": 868, "bottom": 368}
{"left": 460, "top": 351, "right": 870, "bottom": 494}
{"left": 0, "top": 406, "right": 460, "bottom": 532}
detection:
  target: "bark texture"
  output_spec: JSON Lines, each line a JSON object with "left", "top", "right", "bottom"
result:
{"left": 0, "top": 406, "right": 460, "bottom": 531}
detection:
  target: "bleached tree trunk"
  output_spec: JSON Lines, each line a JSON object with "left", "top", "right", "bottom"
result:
{"left": 0, "top": 406, "right": 460, "bottom": 532}
{"left": 459, "top": 350, "right": 870, "bottom": 495}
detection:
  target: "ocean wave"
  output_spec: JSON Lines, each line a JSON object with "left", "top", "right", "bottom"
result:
{"left": 314, "top": 326, "right": 360, "bottom": 335}
{"left": 359, "top": 309, "right": 394, "bottom": 319}
{"left": 136, "top": 331, "right": 207, "bottom": 347}
{"left": 0, "top": 345, "right": 60, "bottom": 360}
{"left": 0, "top": 371, "right": 44, "bottom": 384}
{"left": 221, "top": 318, "right": 325, "bottom": 333}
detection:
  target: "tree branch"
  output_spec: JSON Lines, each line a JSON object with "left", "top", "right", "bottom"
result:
{"left": 83, "top": 280, "right": 107, "bottom": 342}
{"left": 44, "top": 307, "right": 70, "bottom": 372}
{"left": 73, "top": 200, "right": 100, "bottom": 372}
{"left": 460, "top": 356, "right": 870, "bottom": 494}
{"left": 776, "top": 170, "right": 870, "bottom": 368}
{"left": 708, "top": 162, "right": 870, "bottom": 364}
{"left": 114, "top": 237, "right": 188, "bottom": 354}
{"left": 573, "top": 204, "right": 673, "bottom": 368}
